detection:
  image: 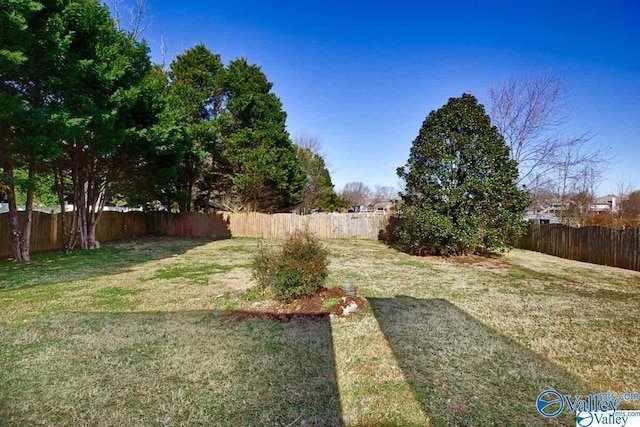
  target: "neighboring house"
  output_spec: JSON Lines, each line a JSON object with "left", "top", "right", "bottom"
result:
{"left": 589, "top": 195, "right": 617, "bottom": 215}
{"left": 370, "top": 200, "right": 395, "bottom": 213}
{"left": 347, "top": 204, "right": 372, "bottom": 213}
{"left": 346, "top": 200, "right": 396, "bottom": 213}
{"left": 525, "top": 194, "right": 618, "bottom": 224}
{"left": 524, "top": 212, "right": 562, "bottom": 224}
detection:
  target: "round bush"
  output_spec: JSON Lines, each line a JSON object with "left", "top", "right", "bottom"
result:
{"left": 252, "top": 230, "right": 329, "bottom": 302}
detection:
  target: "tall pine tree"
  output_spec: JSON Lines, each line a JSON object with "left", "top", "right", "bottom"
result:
{"left": 221, "top": 58, "right": 306, "bottom": 212}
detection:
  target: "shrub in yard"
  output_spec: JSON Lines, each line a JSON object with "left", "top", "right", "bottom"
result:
{"left": 253, "top": 230, "right": 329, "bottom": 302}
{"left": 395, "top": 94, "right": 529, "bottom": 255}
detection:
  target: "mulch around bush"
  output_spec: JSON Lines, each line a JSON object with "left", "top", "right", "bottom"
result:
{"left": 225, "top": 287, "right": 368, "bottom": 322}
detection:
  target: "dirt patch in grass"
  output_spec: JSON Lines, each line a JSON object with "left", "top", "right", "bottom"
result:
{"left": 450, "top": 255, "right": 486, "bottom": 264}
{"left": 234, "top": 287, "right": 368, "bottom": 321}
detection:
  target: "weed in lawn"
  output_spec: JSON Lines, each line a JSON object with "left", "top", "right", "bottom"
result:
{"left": 90, "top": 287, "right": 144, "bottom": 311}
{"left": 321, "top": 297, "right": 342, "bottom": 310}
{"left": 394, "top": 258, "right": 443, "bottom": 271}
{"left": 238, "top": 286, "right": 264, "bottom": 302}
{"left": 508, "top": 269, "right": 531, "bottom": 279}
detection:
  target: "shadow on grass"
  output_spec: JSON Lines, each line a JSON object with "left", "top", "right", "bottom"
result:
{"left": 369, "top": 296, "right": 588, "bottom": 427}
{"left": 0, "top": 236, "right": 227, "bottom": 290}
{"left": 0, "top": 310, "right": 343, "bottom": 426}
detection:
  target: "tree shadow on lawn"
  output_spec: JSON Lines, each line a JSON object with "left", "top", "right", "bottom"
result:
{"left": 0, "top": 236, "right": 227, "bottom": 290}
{"left": 369, "top": 296, "right": 588, "bottom": 427}
{"left": 0, "top": 310, "right": 343, "bottom": 427}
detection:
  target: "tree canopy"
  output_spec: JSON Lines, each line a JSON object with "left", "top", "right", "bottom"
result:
{"left": 396, "top": 94, "right": 529, "bottom": 255}
{"left": 221, "top": 58, "right": 306, "bottom": 212}
{"left": 0, "top": 1, "right": 312, "bottom": 260}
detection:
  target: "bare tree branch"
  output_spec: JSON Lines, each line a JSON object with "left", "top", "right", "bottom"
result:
{"left": 490, "top": 72, "right": 610, "bottom": 217}
{"left": 490, "top": 73, "right": 595, "bottom": 185}
{"left": 160, "top": 30, "right": 168, "bottom": 68}
{"left": 127, "top": 0, "right": 151, "bottom": 38}
{"left": 293, "top": 133, "right": 324, "bottom": 156}
{"left": 107, "top": 0, "right": 151, "bottom": 38}
{"left": 340, "top": 182, "right": 371, "bottom": 207}
{"left": 371, "top": 185, "right": 397, "bottom": 204}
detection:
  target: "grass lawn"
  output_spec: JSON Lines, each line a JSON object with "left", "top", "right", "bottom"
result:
{"left": 1, "top": 237, "right": 639, "bottom": 426}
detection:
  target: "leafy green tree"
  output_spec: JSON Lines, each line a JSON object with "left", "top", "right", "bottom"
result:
{"left": 109, "top": 64, "right": 174, "bottom": 210}
{"left": 48, "top": 0, "right": 153, "bottom": 249}
{"left": 0, "top": 0, "right": 67, "bottom": 261}
{"left": 160, "top": 45, "right": 225, "bottom": 212}
{"left": 12, "top": 169, "right": 58, "bottom": 207}
{"left": 396, "top": 94, "right": 529, "bottom": 255}
{"left": 295, "top": 146, "right": 338, "bottom": 213}
{"left": 221, "top": 58, "right": 306, "bottom": 212}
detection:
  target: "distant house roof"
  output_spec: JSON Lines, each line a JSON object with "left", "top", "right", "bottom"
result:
{"left": 524, "top": 213, "right": 562, "bottom": 224}
{"left": 372, "top": 200, "right": 394, "bottom": 210}
{"left": 594, "top": 194, "right": 616, "bottom": 204}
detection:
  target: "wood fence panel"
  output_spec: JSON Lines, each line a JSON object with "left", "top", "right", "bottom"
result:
{"left": 219, "top": 212, "right": 389, "bottom": 240}
{"left": 123, "top": 212, "right": 148, "bottom": 237}
{"left": 519, "top": 222, "right": 640, "bottom": 272}
{"left": 1, "top": 211, "right": 386, "bottom": 258}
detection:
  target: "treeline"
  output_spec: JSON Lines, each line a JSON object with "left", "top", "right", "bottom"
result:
{"left": 0, "top": 0, "right": 340, "bottom": 261}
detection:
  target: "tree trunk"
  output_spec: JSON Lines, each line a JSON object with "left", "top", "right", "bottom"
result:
{"left": 19, "top": 162, "right": 36, "bottom": 261}
{"left": 54, "top": 167, "right": 72, "bottom": 252}
{"left": 2, "top": 154, "right": 28, "bottom": 261}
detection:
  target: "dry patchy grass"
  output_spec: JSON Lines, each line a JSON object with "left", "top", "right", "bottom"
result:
{"left": 1, "top": 237, "right": 639, "bottom": 426}
{"left": 0, "top": 312, "right": 342, "bottom": 426}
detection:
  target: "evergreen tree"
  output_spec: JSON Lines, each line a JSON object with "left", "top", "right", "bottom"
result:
{"left": 49, "top": 0, "right": 153, "bottom": 249}
{"left": 296, "top": 146, "right": 339, "bottom": 213}
{"left": 396, "top": 94, "right": 529, "bottom": 255}
{"left": 221, "top": 58, "right": 306, "bottom": 212}
{"left": 0, "top": 0, "right": 69, "bottom": 260}
{"left": 163, "top": 45, "right": 225, "bottom": 212}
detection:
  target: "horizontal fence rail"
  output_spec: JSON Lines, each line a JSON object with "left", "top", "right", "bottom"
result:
{"left": 518, "top": 223, "right": 640, "bottom": 272}
{"left": 0, "top": 211, "right": 390, "bottom": 258}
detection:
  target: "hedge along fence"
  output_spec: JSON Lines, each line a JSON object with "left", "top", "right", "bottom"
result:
{"left": 518, "top": 222, "right": 640, "bottom": 272}
{"left": 0, "top": 211, "right": 390, "bottom": 258}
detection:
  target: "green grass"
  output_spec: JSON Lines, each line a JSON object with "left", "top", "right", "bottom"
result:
{"left": 321, "top": 297, "right": 342, "bottom": 310}
{"left": 238, "top": 286, "right": 265, "bottom": 302}
{"left": 1, "top": 237, "right": 639, "bottom": 426}
{"left": 0, "top": 312, "right": 341, "bottom": 426}
{"left": 146, "top": 263, "right": 239, "bottom": 286}
{"left": 0, "top": 238, "right": 214, "bottom": 290}
{"left": 369, "top": 297, "right": 582, "bottom": 426}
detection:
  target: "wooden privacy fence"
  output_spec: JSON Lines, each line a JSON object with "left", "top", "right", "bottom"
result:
{"left": 0, "top": 211, "right": 389, "bottom": 258}
{"left": 221, "top": 212, "right": 389, "bottom": 239}
{"left": 519, "top": 223, "right": 640, "bottom": 272}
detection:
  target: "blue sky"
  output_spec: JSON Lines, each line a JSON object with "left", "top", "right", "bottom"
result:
{"left": 132, "top": 0, "right": 639, "bottom": 195}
